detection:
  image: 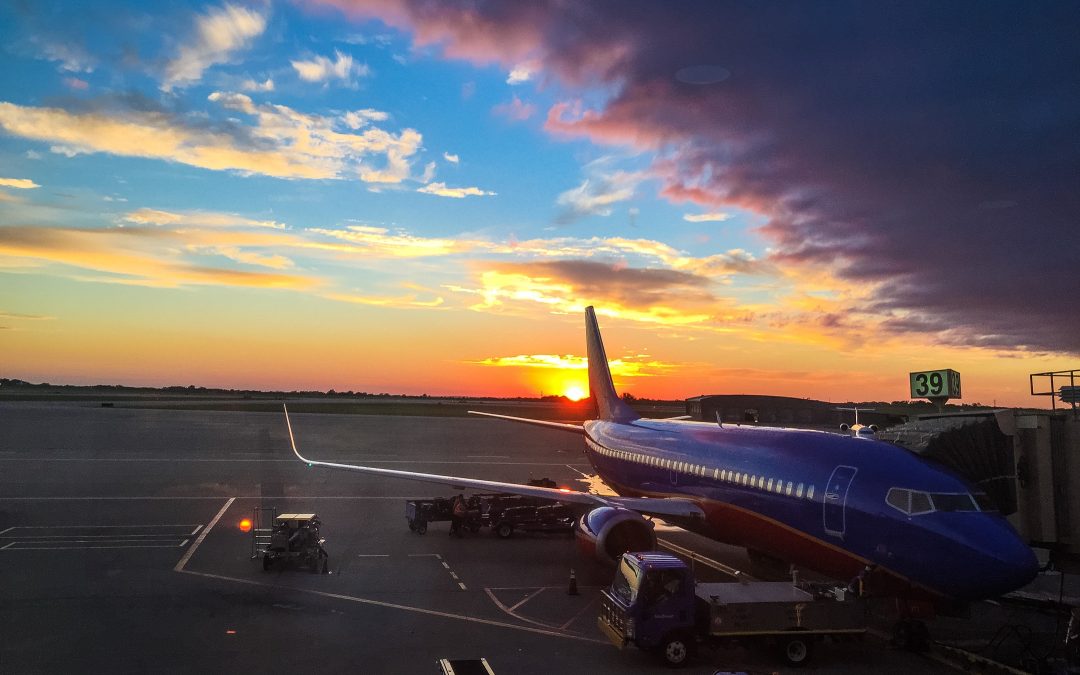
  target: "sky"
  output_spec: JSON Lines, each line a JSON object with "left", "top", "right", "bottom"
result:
{"left": 1, "top": 1, "right": 1077, "bottom": 406}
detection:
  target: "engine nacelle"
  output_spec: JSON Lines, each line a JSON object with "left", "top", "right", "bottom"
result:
{"left": 576, "top": 506, "right": 656, "bottom": 565}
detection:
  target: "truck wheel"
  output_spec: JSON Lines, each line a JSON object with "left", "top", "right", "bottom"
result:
{"left": 660, "top": 632, "right": 695, "bottom": 668}
{"left": 780, "top": 635, "right": 813, "bottom": 667}
{"left": 496, "top": 522, "right": 513, "bottom": 539}
{"left": 408, "top": 520, "right": 416, "bottom": 532}
{"left": 416, "top": 522, "right": 427, "bottom": 535}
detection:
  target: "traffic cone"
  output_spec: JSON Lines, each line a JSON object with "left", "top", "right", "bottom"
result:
{"left": 568, "top": 568, "right": 579, "bottom": 596}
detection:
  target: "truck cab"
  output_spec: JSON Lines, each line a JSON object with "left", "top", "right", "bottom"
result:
{"left": 599, "top": 552, "right": 697, "bottom": 658}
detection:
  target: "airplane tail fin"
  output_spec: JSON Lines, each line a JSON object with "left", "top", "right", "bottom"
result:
{"left": 586, "top": 306, "right": 639, "bottom": 423}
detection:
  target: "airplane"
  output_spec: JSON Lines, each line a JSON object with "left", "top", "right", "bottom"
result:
{"left": 836, "top": 406, "right": 878, "bottom": 436}
{"left": 286, "top": 306, "right": 1038, "bottom": 608}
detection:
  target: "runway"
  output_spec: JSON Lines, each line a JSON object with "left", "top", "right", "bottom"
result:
{"left": 0, "top": 402, "right": 950, "bottom": 673}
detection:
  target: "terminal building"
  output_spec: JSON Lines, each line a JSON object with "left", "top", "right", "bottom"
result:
{"left": 684, "top": 394, "right": 899, "bottom": 428}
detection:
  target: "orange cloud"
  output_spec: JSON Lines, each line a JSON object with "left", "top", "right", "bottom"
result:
{"left": 471, "top": 353, "right": 677, "bottom": 377}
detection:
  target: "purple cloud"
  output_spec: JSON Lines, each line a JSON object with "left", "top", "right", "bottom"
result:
{"left": 316, "top": 1, "right": 1080, "bottom": 353}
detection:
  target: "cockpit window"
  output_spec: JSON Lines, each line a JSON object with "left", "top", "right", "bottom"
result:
{"left": 973, "top": 492, "right": 997, "bottom": 512}
{"left": 886, "top": 487, "right": 983, "bottom": 515}
{"left": 930, "top": 493, "right": 978, "bottom": 512}
{"left": 909, "top": 491, "right": 934, "bottom": 514}
{"left": 886, "top": 487, "right": 910, "bottom": 512}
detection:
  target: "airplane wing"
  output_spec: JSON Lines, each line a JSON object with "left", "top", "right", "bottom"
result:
{"left": 466, "top": 410, "right": 585, "bottom": 434}
{"left": 285, "top": 405, "right": 703, "bottom": 520}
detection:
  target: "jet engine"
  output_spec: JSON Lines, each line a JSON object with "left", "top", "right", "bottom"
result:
{"left": 576, "top": 506, "right": 656, "bottom": 565}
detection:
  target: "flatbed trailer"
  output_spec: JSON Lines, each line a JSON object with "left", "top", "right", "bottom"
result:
{"left": 599, "top": 552, "right": 868, "bottom": 667}
{"left": 405, "top": 486, "right": 573, "bottom": 537}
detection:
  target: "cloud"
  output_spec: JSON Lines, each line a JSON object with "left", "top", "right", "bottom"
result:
{"left": 0, "top": 94, "right": 422, "bottom": 184}
{"left": 416, "top": 182, "right": 495, "bottom": 198}
{"left": 63, "top": 77, "right": 89, "bottom": 91}
{"left": 555, "top": 170, "right": 643, "bottom": 222}
{"left": 122, "top": 208, "right": 286, "bottom": 230}
{"left": 443, "top": 152, "right": 459, "bottom": 164}
{"left": 472, "top": 353, "right": 677, "bottom": 377}
{"left": 507, "top": 62, "right": 537, "bottom": 85}
{"left": 0, "top": 311, "right": 54, "bottom": 321}
{"left": 306, "top": 225, "right": 475, "bottom": 257}
{"left": 0, "top": 224, "right": 313, "bottom": 289}
{"left": 292, "top": 50, "right": 370, "bottom": 85}
{"left": 163, "top": 3, "right": 267, "bottom": 91}
{"left": 683, "top": 212, "right": 730, "bottom": 223}
{"left": 0, "top": 178, "right": 40, "bottom": 190}
{"left": 240, "top": 77, "right": 275, "bottom": 92}
{"left": 344, "top": 108, "right": 390, "bottom": 128}
{"left": 307, "top": 1, "right": 1080, "bottom": 355}
{"left": 30, "top": 38, "right": 95, "bottom": 73}
{"left": 450, "top": 258, "right": 741, "bottom": 327}
{"left": 492, "top": 96, "right": 536, "bottom": 121}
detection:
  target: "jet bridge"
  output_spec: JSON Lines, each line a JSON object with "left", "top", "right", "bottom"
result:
{"left": 878, "top": 409, "right": 1080, "bottom": 572}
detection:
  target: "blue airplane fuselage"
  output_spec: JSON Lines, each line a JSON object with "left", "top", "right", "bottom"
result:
{"left": 582, "top": 418, "right": 1037, "bottom": 602}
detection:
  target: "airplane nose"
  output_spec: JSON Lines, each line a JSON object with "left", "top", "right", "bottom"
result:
{"left": 938, "top": 518, "right": 1039, "bottom": 601}
{"left": 968, "top": 529, "right": 1039, "bottom": 599}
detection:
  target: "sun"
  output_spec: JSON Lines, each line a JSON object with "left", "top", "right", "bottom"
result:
{"left": 564, "top": 385, "right": 587, "bottom": 402}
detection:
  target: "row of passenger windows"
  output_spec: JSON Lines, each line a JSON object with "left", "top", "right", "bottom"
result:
{"left": 886, "top": 487, "right": 992, "bottom": 515}
{"left": 588, "top": 439, "right": 816, "bottom": 502}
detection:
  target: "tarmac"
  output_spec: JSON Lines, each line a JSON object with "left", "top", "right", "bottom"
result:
{"left": 1, "top": 401, "right": 961, "bottom": 674}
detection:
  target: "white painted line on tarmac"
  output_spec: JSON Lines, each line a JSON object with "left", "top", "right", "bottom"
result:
{"left": 1, "top": 542, "right": 15, "bottom": 550}
{"left": 458, "top": 582, "right": 467, "bottom": 591}
{"left": 179, "top": 539, "right": 189, "bottom": 547}
{"left": 508, "top": 587, "right": 546, "bottom": 612}
{"left": 559, "top": 595, "right": 600, "bottom": 630}
{"left": 178, "top": 569, "right": 603, "bottom": 643}
{"left": 449, "top": 572, "right": 459, "bottom": 580}
{"left": 356, "top": 554, "right": 390, "bottom": 558}
{"left": 3, "top": 524, "right": 203, "bottom": 529}
{"left": 173, "top": 497, "right": 235, "bottom": 573}
{"left": 0, "top": 527, "right": 15, "bottom": 535}
{"left": 3, "top": 534, "right": 199, "bottom": 539}
{"left": 406, "top": 553, "right": 439, "bottom": 557}
{"left": 441, "top": 561, "right": 450, "bottom": 569}
{"left": 7, "top": 544, "right": 189, "bottom": 550}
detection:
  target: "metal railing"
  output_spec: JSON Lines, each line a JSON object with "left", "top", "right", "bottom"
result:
{"left": 1030, "top": 369, "right": 1079, "bottom": 415}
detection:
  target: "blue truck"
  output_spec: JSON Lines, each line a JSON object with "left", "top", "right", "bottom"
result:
{"left": 598, "top": 552, "right": 868, "bottom": 667}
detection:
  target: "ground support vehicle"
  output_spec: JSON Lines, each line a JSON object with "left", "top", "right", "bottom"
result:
{"left": 489, "top": 503, "right": 575, "bottom": 539}
{"left": 406, "top": 497, "right": 483, "bottom": 535}
{"left": 259, "top": 513, "right": 329, "bottom": 573}
{"left": 406, "top": 482, "right": 569, "bottom": 536}
{"left": 598, "top": 552, "right": 868, "bottom": 668}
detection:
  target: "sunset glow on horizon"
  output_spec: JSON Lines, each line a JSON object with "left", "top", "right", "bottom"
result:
{"left": 1, "top": 2, "right": 1076, "bottom": 408}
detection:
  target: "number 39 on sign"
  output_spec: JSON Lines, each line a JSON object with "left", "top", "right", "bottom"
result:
{"left": 909, "top": 369, "right": 961, "bottom": 400}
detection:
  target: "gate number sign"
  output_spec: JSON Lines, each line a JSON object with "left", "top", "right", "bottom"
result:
{"left": 909, "top": 369, "right": 961, "bottom": 400}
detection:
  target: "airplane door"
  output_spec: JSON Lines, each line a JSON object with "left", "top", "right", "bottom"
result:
{"left": 823, "top": 465, "right": 857, "bottom": 538}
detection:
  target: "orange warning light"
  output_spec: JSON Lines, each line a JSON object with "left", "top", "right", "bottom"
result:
{"left": 559, "top": 488, "right": 571, "bottom": 493}
{"left": 238, "top": 518, "right": 252, "bottom": 533}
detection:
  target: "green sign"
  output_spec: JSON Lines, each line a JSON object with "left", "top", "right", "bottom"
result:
{"left": 909, "top": 369, "right": 961, "bottom": 400}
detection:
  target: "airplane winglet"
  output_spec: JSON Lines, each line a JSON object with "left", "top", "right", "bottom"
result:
{"left": 283, "top": 404, "right": 312, "bottom": 466}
